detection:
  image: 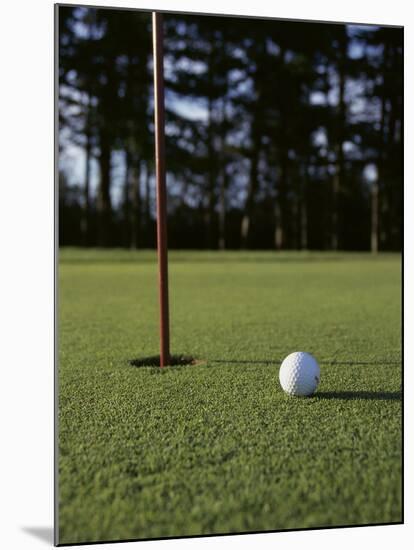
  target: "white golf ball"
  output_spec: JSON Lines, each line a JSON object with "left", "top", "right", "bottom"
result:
{"left": 279, "top": 352, "right": 320, "bottom": 396}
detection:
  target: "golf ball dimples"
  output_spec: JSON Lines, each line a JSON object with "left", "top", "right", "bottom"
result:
{"left": 279, "top": 352, "right": 320, "bottom": 396}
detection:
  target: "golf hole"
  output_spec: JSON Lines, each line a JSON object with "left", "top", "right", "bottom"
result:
{"left": 129, "top": 355, "right": 202, "bottom": 368}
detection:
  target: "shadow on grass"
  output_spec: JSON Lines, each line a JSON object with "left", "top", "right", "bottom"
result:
{"left": 209, "top": 359, "right": 401, "bottom": 366}
{"left": 59, "top": 253, "right": 352, "bottom": 265}
{"left": 129, "top": 355, "right": 203, "bottom": 368}
{"left": 315, "top": 391, "right": 401, "bottom": 401}
{"left": 22, "top": 527, "right": 54, "bottom": 544}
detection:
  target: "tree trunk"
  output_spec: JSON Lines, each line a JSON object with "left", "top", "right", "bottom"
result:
{"left": 300, "top": 163, "right": 308, "bottom": 250}
{"left": 130, "top": 157, "right": 142, "bottom": 249}
{"left": 80, "top": 15, "right": 95, "bottom": 246}
{"left": 218, "top": 167, "right": 227, "bottom": 250}
{"left": 387, "top": 90, "right": 398, "bottom": 247}
{"left": 332, "top": 31, "right": 347, "bottom": 251}
{"left": 371, "top": 182, "right": 379, "bottom": 253}
{"left": 378, "top": 44, "right": 389, "bottom": 249}
{"left": 274, "top": 201, "right": 283, "bottom": 250}
{"left": 205, "top": 94, "right": 215, "bottom": 249}
{"left": 97, "top": 133, "right": 112, "bottom": 247}
{"left": 331, "top": 170, "right": 339, "bottom": 251}
{"left": 218, "top": 95, "right": 228, "bottom": 251}
{"left": 124, "top": 149, "right": 131, "bottom": 247}
{"left": 81, "top": 95, "right": 92, "bottom": 246}
{"left": 291, "top": 177, "right": 299, "bottom": 251}
{"left": 145, "top": 162, "right": 151, "bottom": 247}
{"left": 275, "top": 146, "right": 287, "bottom": 250}
{"left": 275, "top": 47, "right": 289, "bottom": 250}
{"left": 241, "top": 39, "right": 266, "bottom": 250}
{"left": 241, "top": 148, "right": 259, "bottom": 249}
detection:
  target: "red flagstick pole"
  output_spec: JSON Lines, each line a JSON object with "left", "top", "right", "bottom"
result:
{"left": 152, "top": 12, "right": 170, "bottom": 367}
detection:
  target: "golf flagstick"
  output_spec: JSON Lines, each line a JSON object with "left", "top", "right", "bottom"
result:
{"left": 152, "top": 12, "right": 170, "bottom": 367}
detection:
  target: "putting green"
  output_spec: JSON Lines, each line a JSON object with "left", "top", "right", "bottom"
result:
{"left": 58, "top": 249, "right": 402, "bottom": 544}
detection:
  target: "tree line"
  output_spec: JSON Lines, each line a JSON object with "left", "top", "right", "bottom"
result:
{"left": 58, "top": 6, "right": 403, "bottom": 251}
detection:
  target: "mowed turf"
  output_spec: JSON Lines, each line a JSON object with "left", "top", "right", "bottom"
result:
{"left": 58, "top": 249, "right": 402, "bottom": 544}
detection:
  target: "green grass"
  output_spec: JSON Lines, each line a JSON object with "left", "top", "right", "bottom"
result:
{"left": 58, "top": 249, "right": 402, "bottom": 544}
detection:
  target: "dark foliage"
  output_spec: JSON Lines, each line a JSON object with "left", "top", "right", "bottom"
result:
{"left": 58, "top": 7, "right": 402, "bottom": 250}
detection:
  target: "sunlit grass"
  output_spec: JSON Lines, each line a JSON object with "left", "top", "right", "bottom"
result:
{"left": 58, "top": 249, "right": 402, "bottom": 544}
